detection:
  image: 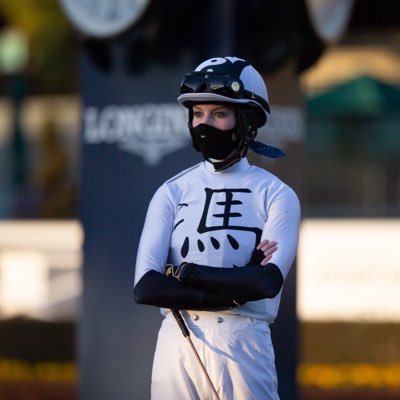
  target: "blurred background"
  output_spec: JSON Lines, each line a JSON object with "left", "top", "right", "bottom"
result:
{"left": 0, "top": 0, "right": 399, "bottom": 399}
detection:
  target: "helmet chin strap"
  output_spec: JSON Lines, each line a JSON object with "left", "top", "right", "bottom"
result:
{"left": 208, "top": 148, "right": 242, "bottom": 171}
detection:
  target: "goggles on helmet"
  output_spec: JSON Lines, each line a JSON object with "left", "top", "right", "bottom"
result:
{"left": 179, "top": 72, "right": 270, "bottom": 114}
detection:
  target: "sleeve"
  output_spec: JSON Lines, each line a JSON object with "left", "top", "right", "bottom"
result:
{"left": 134, "top": 183, "right": 175, "bottom": 286}
{"left": 169, "top": 262, "right": 284, "bottom": 301}
{"left": 262, "top": 183, "right": 301, "bottom": 278}
{"left": 134, "top": 270, "right": 240, "bottom": 310}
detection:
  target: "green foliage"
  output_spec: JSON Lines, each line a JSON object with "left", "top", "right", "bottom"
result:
{"left": 0, "top": 0, "right": 77, "bottom": 93}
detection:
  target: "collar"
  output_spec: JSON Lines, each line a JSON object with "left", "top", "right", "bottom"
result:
{"left": 204, "top": 157, "right": 251, "bottom": 173}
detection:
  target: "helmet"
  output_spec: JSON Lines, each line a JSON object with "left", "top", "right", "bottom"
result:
{"left": 178, "top": 56, "right": 276, "bottom": 171}
{"left": 177, "top": 56, "right": 270, "bottom": 128}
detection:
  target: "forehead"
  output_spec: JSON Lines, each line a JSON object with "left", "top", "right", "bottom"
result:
{"left": 192, "top": 103, "right": 235, "bottom": 112}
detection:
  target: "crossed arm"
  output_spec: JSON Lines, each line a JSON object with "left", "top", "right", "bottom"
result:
{"left": 134, "top": 240, "right": 283, "bottom": 311}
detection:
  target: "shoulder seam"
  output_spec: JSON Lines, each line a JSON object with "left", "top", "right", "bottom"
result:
{"left": 165, "top": 163, "right": 202, "bottom": 184}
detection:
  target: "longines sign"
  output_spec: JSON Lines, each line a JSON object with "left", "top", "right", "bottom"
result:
{"left": 83, "top": 103, "right": 305, "bottom": 166}
{"left": 83, "top": 103, "right": 189, "bottom": 165}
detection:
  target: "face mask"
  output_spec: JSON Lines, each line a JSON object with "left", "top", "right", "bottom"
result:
{"left": 190, "top": 123, "right": 237, "bottom": 160}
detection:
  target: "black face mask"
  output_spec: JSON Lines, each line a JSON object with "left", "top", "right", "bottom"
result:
{"left": 189, "top": 123, "right": 238, "bottom": 160}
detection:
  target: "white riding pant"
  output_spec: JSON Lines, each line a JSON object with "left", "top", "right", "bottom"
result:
{"left": 151, "top": 311, "right": 279, "bottom": 400}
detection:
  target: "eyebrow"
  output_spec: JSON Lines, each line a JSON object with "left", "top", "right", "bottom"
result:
{"left": 193, "top": 105, "right": 231, "bottom": 112}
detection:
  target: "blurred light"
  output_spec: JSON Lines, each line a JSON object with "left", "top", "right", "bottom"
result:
{"left": 0, "top": 28, "right": 29, "bottom": 74}
{"left": 298, "top": 363, "right": 400, "bottom": 389}
{"left": 305, "top": 0, "right": 355, "bottom": 44}
{"left": 59, "top": 0, "right": 150, "bottom": 38}
{"left": 0, "top": 251, "right": 47, "bottom": 316}
{"left": 0, "top": 221, "right": 83, "bottom": 320}
{"left": 297, "top": 219, "right": 400, "bottom": 322}
{"left": 301, "top": 46, "right": 400, "bottom": 95}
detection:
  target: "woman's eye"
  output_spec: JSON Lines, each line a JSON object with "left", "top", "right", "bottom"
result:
{"left": 193, "top": 111, "right": 202, "bottom": 118}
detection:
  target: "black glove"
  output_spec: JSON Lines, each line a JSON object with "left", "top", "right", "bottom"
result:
{"left": 135, "top": 270, "right": 242, "bottom": 310}
{"left": 165, "top": 263, "right": 246, "bottom": 307}
{"left": 248, "top": 247, "right": 266, "bottom": 265}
